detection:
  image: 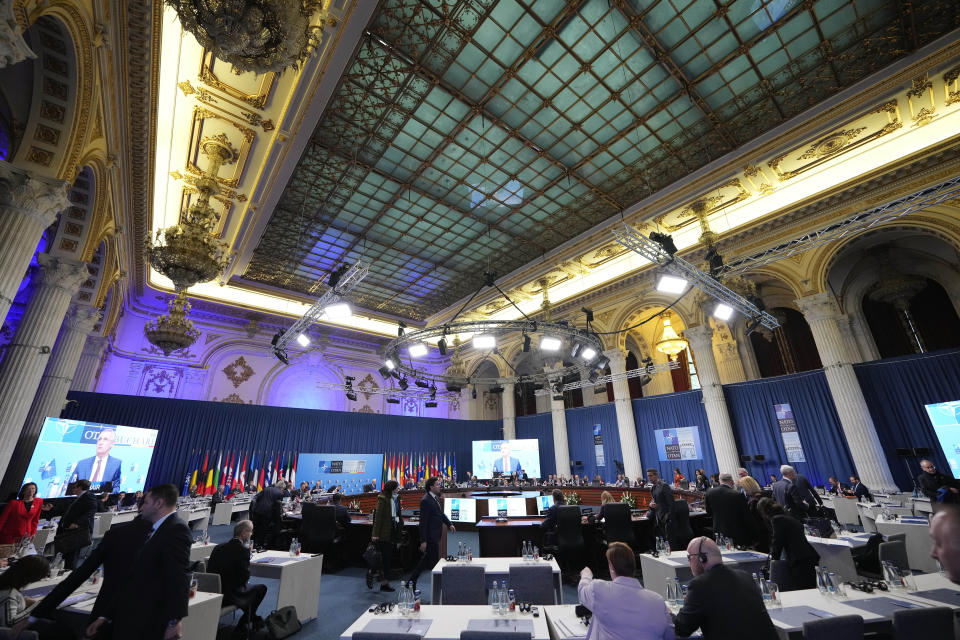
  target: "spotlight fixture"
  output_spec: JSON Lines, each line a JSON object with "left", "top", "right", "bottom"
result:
{"left": 276, "top": 351, "right": 289, "bottom": 365}
{"left": 552, "top": 394, "right": 564, "bottom": 401}
{"left": 713, "top": 303, "right": 734, "bottom": 321}
{"left": 473, "top": 334, "right": 496, "bottom": 349}
{"left": 429, "top": 384, "right": 437, "bottom": 400}
{"left": 581, "top": 307, "right": 594, "bottom": 322}
{"left": 445, "top": 383, "right": 462, "bottom": 393}
{"left": 594, "top": 355, "right": 610, "bottom": 370}
{"left": 489, "top": 386, "right": 504, "bottom": 394}
{"left": 571, "top": 342, "right": 583, "bottom": 358}
{"left": 438, "top": 337, "right": 447, "bottom": 356}
{"left": 580, "top": 346, "right": 598, "bottom": 361}
{"left": 322, "top": 302, "right": 352, "bottom": 319}
{"left": 594, "top": 385, "right": 607, "bottom": 394}
{"left": 649, "top": 231, "right": 678, "bottom": 256}
{"left": 378, "top": 365, "right": 391, "bottom": 378}
{"left": 414, "top": 379, "right": 430, "bottom": 389}
{"left": 522, "top": 334, "right": 531, "bottom": 352}
{"left": 540, "top": 335, "right": 562, "bottom": 351}
{"left": 346, "top": 391, "right": 357, "bottom": 401}
{"left": 745, "top": 316, "right": 762, "bottom": 336}
{"left": 588, "top": 370, "right": 599, "bottom": 383}
{"left": 296, "top": 333, "right": 310, "bottom": 347}
{"left": 327, "top": 264, "right": 350, "bottom": 289}
{"left": 408, "top": 343, "right": 428, "bottom": 358}
{"left": 390, "top": 370, "right": 401, "bottom": 380}
{"left": 656, "top": 274, "right": 688, "bottom": 294}
{"left": 387, "top": 396, "right": 400, "bottom": 404}
{"left": 345, "top": 376, "right": 355, "bottom": 383}
{"left": 706, "top": 246, "right": 724, "bottom": 278}
{"left": 398, "top": 377, "right": 409, "bottom": 390}
{"left": 384, "top": 358, "right": 396, "bottom": 370}
{"left": 472, "top": 388, "right": 477, "bottom": 399}
{"left": 552, "top": 380, "right": 563, "bottom": 394}
{"left": 397, "top": 321, "right": 407, "bottom": 337}
{"left": 425, "top": 401, "right": 438, "bottom": 408}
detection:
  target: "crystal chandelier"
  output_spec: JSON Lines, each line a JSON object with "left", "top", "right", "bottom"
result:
{"left": 655, "top": 312, "right": 688, "bottom": 357}
{"left": 144, "top": 292, "right": 201, "bottom": 355}
{"left": 166, "top": 0, "right": 333, "bottom": 75}
{"left": 146, "top": 134, "right": 236, "bottom": 293}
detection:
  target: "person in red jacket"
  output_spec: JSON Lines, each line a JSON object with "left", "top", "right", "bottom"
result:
{"left": 0, "top": 483, "right": 43, "bottom": 545}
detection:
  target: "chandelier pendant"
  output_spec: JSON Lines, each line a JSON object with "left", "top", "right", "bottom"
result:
{"left": 144, "top": 292, "right": 201, "bottom": 356}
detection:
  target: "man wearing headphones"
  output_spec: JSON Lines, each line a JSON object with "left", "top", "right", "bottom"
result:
{"left": 673, "top": 537, "right": 778, "bottom": 639}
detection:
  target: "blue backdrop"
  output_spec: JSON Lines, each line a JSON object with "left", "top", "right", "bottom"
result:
{"left": 565, "top": 404, "right": 623, "bottom": 484}
{"left": 632, "top": 390, "right": 718, "bottom": 483}
{"left": 515, "top": 413, "right": 554, "bottom": 477}
{"left": 855, "top": 349, "right": 960, "bottom": 489}
{"left": 723, "top": 370, "right": 855, "bottom": 487}
{"left": 60, "top": 392, "right": 502, "bottom": 488}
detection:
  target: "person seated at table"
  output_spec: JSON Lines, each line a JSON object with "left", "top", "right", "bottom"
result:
{"left": 188, "top": 483, "right": 199, "bottom": 498}
{"left": 251, "top": 480, "right": 285, "bottom": 548}
{"left": 844, "top": 475, "right": 872, "bottom": 502}
{"left": 0, "top": 554, "right": 73, "bottom": 639}
{"left": 674, "top": 468, "right": 686, "bottom": 488}
{"left": 634, "top": 475, "right": 645, "bottom": 488}
{"left": 96, "top": 490, "right": 111, "bottom": 513}
{"left": 673, "top": 537, "right": 778, "bottom": 639}
{"left": 211, "top": 485, "right": 226, "bottom": 506}
{"left": 542, "top": 489, "right": 565, "bottom": 546}
{"left": 579, "top": 542, "right": 673, "bottom": 640}
{"left": 825, "top": 476, "right": 848, "bottom": 496}
{"left": 208, "top": 519, "right": 267, "bottom": 638}
{"left": 330, "top": 493, "right": 351, "bottom": 529}
{"left": 121, "top": 490, "right": 143, "bottom": 509}
{"left": 757, "top": 498, "right": 819, "bottom": 591}
{"left": 0, "top": 482, "right": 43, "bottom": 545}
{"left": 930, "top": 505, "right": 960, "bottom": 584}
{"left": 694, "top": 469, "right": 710, "bottom": 492}
{"left": 917, "top": 459, "right": 960, "bottom": 503}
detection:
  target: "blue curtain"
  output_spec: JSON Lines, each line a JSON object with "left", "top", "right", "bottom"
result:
{"left": 515, "top": 413, "right": 555, "bottom": 478}
{"left": 62, "top": 392, "right": 502, "bottom": 488}
{"left": 564, "top": 403, "right": 623, "bottom": 483}
{"left": 723, "top": 370, "right": 854, "bottom": 487}
{"left": 854, "top": 349, "right": 960, "bottom": 489}
{"left": 632, "top": 390, "right": 718, "bottom": 484}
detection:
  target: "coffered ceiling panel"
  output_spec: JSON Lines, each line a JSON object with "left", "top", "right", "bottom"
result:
{"left": 243, "top": 0, "right": 959, "bottom": 321}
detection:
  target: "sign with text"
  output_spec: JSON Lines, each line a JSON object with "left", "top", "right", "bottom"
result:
{"left": 775, "top": 403, "right": 806, "bottom": 463}
{"left": 655, "top": 427, "right": 703, "bottom": 461}
{"left": 593, "top": 424, "right": 605, "bottom": 467}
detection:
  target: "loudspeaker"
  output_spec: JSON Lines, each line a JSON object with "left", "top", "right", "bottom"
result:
{"left": 895, "top": 448, "right": 913, "bottom": 457}
{"left": 575, "top": 460, "right": 583, "bottom": 466}
{"left": 753, "top": 454, "right": 766, "bottom": 462}
{"left": 913, "top": 447, "right": 932, "bottom": 456}
{"left": 740, "top": 455, "right": 752, "bottom": 463}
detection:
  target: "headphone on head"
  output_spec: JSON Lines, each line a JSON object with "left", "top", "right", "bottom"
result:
{"left": 696, "top": 537, "right": 708, "bottom": 563}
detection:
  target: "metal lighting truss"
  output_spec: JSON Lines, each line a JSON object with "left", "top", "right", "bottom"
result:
{"left": 613, "top": 224, "right": 781, "bottom": 330}
{"left": 533, "top": 360, "right": 681, "bottom": 395}
{"left": 717, "top": 175, "right": 960, "bottom": 275}
{"left": 315, "top": 381, "right": 457, "bottom": 402}
{"left": 271, "top": 261, "right": 370, "bottom": 357}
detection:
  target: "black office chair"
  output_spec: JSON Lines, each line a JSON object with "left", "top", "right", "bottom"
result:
{"left": 600, "top": 503, "right": 635, "bottom": 548}
{"left": 892, "top": 606, "right": 953, "bottom": 640}
{"left": 554, "top": 505, "right": 585, "bottom": 582}
{"left": 300, "top": 504, "right": 341, "bottom": 557}
{"left": 670, "top": 500, "right": 694, "bottom": 551}
{"left": 802, "top": 614, "right": 864, "bottom": 640}
{"left": 878, "top": 540, "right": 909, "bottom": 573}
{"left": 460, "top": 632, "right": 531, "bottom": 640}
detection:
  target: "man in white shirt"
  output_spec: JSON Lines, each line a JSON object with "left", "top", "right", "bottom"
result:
{"left": 579, "top": 542, "right": 673, "bottom": 640}
{"left": 71, "top": 428, "right": 123, "bottom": 490}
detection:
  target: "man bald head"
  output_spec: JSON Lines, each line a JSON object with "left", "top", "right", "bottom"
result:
{"left": 930, "top": 506, "right": 960, "bottom": 584}
{"left": 686, "top": 536, "right": 723, "bottom": 576}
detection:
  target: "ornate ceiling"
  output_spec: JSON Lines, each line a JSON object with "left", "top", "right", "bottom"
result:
{"left": 240, "top": 0, "right": 959, "bottom": 321}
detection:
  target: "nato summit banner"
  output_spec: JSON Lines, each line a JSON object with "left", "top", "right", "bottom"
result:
{"left": 774, "top": 403, "right": 806, "bottom": 463}
{"left": 655, "top": 427, "right": 703, "bottom": 461}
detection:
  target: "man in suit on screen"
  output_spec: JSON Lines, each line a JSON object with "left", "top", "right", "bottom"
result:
{"left": 492, "top": 441, "right": 522, "bottom": 475}
{"left": 71, "top": 428, "right": 123, "bottom": 491}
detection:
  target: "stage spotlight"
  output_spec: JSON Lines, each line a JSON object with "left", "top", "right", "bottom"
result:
{"left": 328, "top": 264, "right": 350, "bottom": 289}
{"left": 397, "top": 321, "right": 407, "bottom": 337}
{"left": 446, "top": 383, "right": 462, "bottom": 393}
{"left": 489, "top": 386, "right": 504, "bottom": 394}
{"left": 398, "top": 378, "right": 409, "bottom": 390}
{"left": 323, "top": 302, "right": 352, "bottom": 319}
{"left": 295, "top": 333, "right": 310, "bottom": 347}
{"left": 473, "top": 334, "right": 496, "bottom": 349}
{"left": 522, "top": 334, "right": 531, "bottom": 352}
{"left": 438, "top": 337, "right": 447, "bottom": 356}
{"left": 271, "top": 331, "right": 283, "bottom": 346}
{"left": 540, "top": 335, "right": 562, "bottom": 351}
{"left": 594, "top": 355, "right": 610, "bottom": 370}
{"left": 571, "top": 342, "right": 583, "bottom": 358}
{"left": 429, "top": 385, "right": 437, "bottom": 400}
{"left": 588, "top": 370, "right": 599, "bottom": 384}
{"left": 387, "top": 396, "right": 400, "bottom": 404}
{"left": 552, "top": 394, "right": 564, "bottom": 401}
{"left": 414, "top": 379, "right": 430, "bottom": 389}
{"left": 275, "top": 350, "right": 289, "bottom": 365}
{"left": 345, "top": 376, "right": 355, "bottom": 383}
{"left": 472, "top": 388, "right": 477, "bottom": 399}
{"left": 713, "top": 303, "right": 734, "bottom": 321}
{"left": 346, "top": 391, "right": 357, "bottom": 401}
{"left": 378, "top": 365, "right": 391, "bottom": 378}
{"left": 425, "top": 401, "right": 438, "bottom": 408}
{"left": 639, "top": 373, "right": 652, "bottom": 386}
{"left": 650, "top": 231, "right": 678, "bottom": 256}
{"left": 580, "top": 346, "right": 597, "bottom": 361}
{"left": 408, "top": 343, "right": 428, "bottom": 358}
{"left": 552, "top": 380, "right": 563, "bottom": 394}
{"left": 384, "top": 358, "right": 396, "bottom": 370}
{"left": 706, "top": 246, "right": 724, "bottom": 278}
{"left": 745, "top": 316, "right": 762, "bottom": 336}
{"left": 656, "top": 274, "right": 688, "bottom": 294}
{"left": 581, "top": 307, "right": 594, "bottom": 322}
{"left": 390, "top": 370, "right": 401, "bottom": 380}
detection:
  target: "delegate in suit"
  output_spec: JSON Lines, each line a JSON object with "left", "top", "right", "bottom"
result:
{"left": 71, "top": 428, "right": 123, "bottom": 490}
{"left": 771, "top": 465, "right": 810, "bottom": 519}
{"left": 207, "top": 520, "right": 267, "bottom": 635}
{"left": 28, "top": 484, "right": 191, "bottom": 640}
{"left": 407, "top": 476, "right": 454, "bottom": 590}
{"left": 54, "top": 479, "right": 98, "bottom": 569}
{"left": 491, "top": 441, "right": 522, "bottom": 475}
{"left": 704, "top": 474, "right": 753, "bottom": 547}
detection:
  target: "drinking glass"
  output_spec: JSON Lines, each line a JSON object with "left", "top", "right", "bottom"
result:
{"left": 764, "top": 581, "right": 781, "bottom": 608}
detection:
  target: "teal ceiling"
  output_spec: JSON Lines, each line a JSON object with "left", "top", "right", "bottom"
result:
{"left": 245, "top": 0, "right": 959, "bottom": 321}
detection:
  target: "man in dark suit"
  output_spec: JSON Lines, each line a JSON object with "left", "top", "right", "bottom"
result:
{"left": 251, "top": 480, "right": 285, "bottom": 548}
{"left": 826, "top": 476, "right": 848, "bottom": 495}
{"left": 70, "top": 428, "right": 123, "bottom": 490}
{"left": 330, "top": 493, "right": 351, "bottom": 529}
{"left": 772, "top": 465, "right": 810, "bottom": 519}
{"left": 541, "top": 489, "right": 565, "bottom": 546}
{"left": 846, "top": 475, "right": 872, "bottom": 502}
{"left": 207, "top": 519, "right": 267, "bottom": 636}
{"left": 705, "top": 474, "right": 753, "bottom": 546}
{"left": 673, "top": 537, "right": 778, "bottom": 639}
{"left": 211, "top": 485, "right": 226, "bottom": 506}
{"left": 646, "top": 468, "right": 674, "bottom": 539}
{"left": 917, "top": 459, "right": 960, "bottom": 503}
{"left": 407, "top": 476, "right": 455, "bottom": 590}
{"left": 27, "top": 484, "right": 191, "bottom": 640}
{"left": 54, "top": 479, "right": 98, "bottom": 569}
{"left": 793, "top": 472, "right": 823, "bottom": 509}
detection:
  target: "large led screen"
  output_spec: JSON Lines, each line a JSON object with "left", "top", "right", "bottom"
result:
{"left": 471, "top": 439, "right": 541, "bottom": 479}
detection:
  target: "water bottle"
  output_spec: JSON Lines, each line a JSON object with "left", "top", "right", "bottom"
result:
{"left": 815, "top": 566, "right": 827, "bottom": 594}
{"left": 533, "top": 545, "right": 539, "bottom": 561}
{"left": 760, "top": 577, "right": 772, "bottom": 604}
{"left": 458, "top": 541, "right": 464, "bottom": 562}
{"left": 289, "top": 537, "right": 298, "bottom": 557}
{"left": 467, "top": 545, "right": 473, "bottom": 561}
{"left": 499, "top": 582, "right": 508, "bottom": 615}
{"left": 666, "top": 578, "right": 676, "bottom": 604}
{"left": 508, "top": 588, "right": 516, "bottom": 612}
{"left": 491, "top": 581, "right": 501, "bottom": 613}
{"left": 664, "top": 537, "right": 671, "bottom": 554}
{"left": 413, "top": 589, "right": 422, "bottom": 613}
{"left": 828, "top": 572, "right": 846, "bottom": 597}
{"left": 673, "top": 577, "right": 684, "bottom": 608}
{"left": 752, "top": 572, "right": 763, "bottom": 594}
{"left": 399, "top": 581, "right": 409, "bottom": 613}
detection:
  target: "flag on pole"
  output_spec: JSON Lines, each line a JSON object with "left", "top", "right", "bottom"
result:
{"left": 382, "top": 454, "right": 388, "bottom": 485}
{"left": 290, "top": 453, "right": 297, "bottom": 485}
{"left": 182, "top": 449, "right": 196, "bottom": 496}
{"left": 452, "top": 451, "right": 457, "bottom": 481}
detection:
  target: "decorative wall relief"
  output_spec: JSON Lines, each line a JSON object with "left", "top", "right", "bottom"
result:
{"left": 139, "top": 365, "right": 184, "bottom": 398}
{"left": 222, "top": 355, "right": 255, "bottom": 388}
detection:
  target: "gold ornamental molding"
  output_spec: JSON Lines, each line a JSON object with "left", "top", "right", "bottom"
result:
{"left": 198, "top": 50, "right": 277, "bottom": 109}
{"left": 653, "top": 179, "right": 752, "bottom": 233}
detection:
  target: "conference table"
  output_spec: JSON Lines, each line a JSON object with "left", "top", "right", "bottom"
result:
{"left": 543, "top": 605, "right": 589, "bottom": 640}
{"left": 874, "top": 513, "right": 938, "bottom": 573}
{"left": 248, "top": 550, "right": 324, "bottom": 623}
{"left": 430, "top": 557, "right": 563, "bottom": 605}
{"left": 820, "top": 495, "right": 862, "bottom": 528}
{"left": 640, "top": 548, "right": 770, "bottom": 599}
{"left": 211, "top": 499, "right": 252, "bottom": 526}
{"left": 857, "top": 501, "right": 914, "bottom": 532}
{"left": 176, "top": 505, "right": 212, "bottom": 532}
{"left": 21, "top": 572, "right": 222, "bottom": 640}
{"left": 189, "top": 540, "right": 217, "bottom": 563}
{"left": 804, "top": 532, "right": 873, "bottom": 581}
{"left": 339, "top": 604, "right": 554, "bottom": 639}
{"left": 767, "top": 572, "right": 960, "bottom": 639}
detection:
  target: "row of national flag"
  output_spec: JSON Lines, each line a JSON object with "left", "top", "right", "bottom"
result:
{"left": 182, "top": 450, "right": 298, "bottom": 496}
{"left": 383, "top": 451, "right": 456, "bottom": 485}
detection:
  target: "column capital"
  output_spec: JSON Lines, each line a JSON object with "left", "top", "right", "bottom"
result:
{"left": 35, "top": 254, "right": 88, "bottom": 295}
{"left": 795, "top": 291, "right": 842, "bottom": 322}
{"left": 0, "top": 0, "right": 36, "bottom": 68}
{"left": 63, "top": 304, "right": 102, "bottom": 333}
{"left": 81, "top": 334, "right": 109, "bottom": 356}
{"left": 683, "top": 324, "right": 714, "bottom": 352}
{"left": 602, "top": 348, "right": 628, "bottom": 374}
{"left": 0, "top": 161, "right": 69, "bottom": 226}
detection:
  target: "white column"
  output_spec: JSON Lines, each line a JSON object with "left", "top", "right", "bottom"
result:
{"left": 684, "top": 325, "right": 742, "bottom": 476}
{"left": 0, "top": 162, "right": 70, "bottom": 328}
{"left": 580, "top": 378, "right": 600, "bottom": 407}
{"left": 715, "top": 333, "right": 747, "bottom": 384}
{"left": 605, "top": 348, "right": 643, "bottom": 478}
{"left": 550, "top": 392, "right": 570, "bottom": 478}
{"left": 796, "top": 292, "right": 897, "bottom": 491}
{"left": 502, "top": 381, "right": 516, "bottom": 439}
{"left": 0, "top": 254, "right": 87, "bottom": 476}
{"left": 644, "top": 350, "right": 675, "bottom": 396}
{"left": 70, "top": 334, "right": 108, "bottom": 392}
{"left": 0, "top": 0, "right": 36, "bottom": 68}
{"left": 6, "top": 305, "right": 100, "bottom": 491}
{"left": 849, "top": 310, "right": 880, "bottom": 363}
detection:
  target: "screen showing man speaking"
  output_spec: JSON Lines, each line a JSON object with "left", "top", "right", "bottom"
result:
{"left": 471, "top": 439, "right": 540, "bottom": 479}
{"left": 23, "top": 417, "right": 158, "bottom": 495}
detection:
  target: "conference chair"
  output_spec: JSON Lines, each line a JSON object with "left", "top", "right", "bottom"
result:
{"left": 554, "top": 505, "right": 585, "bottom": 581}
{"left": 300, "top": 503, "right": 342, "bottom": 567}
{"left": 460, "top": 632, "right": 532, "bottom": 640}
{"left": 0, "top": 629, "right": 38, "bottom": 640}
{"left": 878, "top": 540, "right": 910, "bottom": 572}
{"left": 885, "top": 533, "right": 907, "bottom": 544}
{"left": 508, "top": 564, "right": 556, "bottom": 605}
{"left": 670, "top": 500, "right": 694, "bottom": 551}
{"left": 440, "top": 564, "right": 486, "bottom": 604}
{"left": 194, "top": 572, "right": 239, "bottom": 623}
{"left": 769, "top": 559, "right": 793, "bottom": 591}
{"left": 352, "top": 633, "right": 422, "bottom": 640}
{"left": 892, "top": 606, "right": 954, "bottom": 640}
{"left": 600, "top": 503, "right": 635, "bottom": 548}
{"left": 802, "top": 614, "right": 864, "bottom": 640}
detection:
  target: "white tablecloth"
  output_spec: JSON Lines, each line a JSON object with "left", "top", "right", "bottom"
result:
{"left": 339, "top": 605, "right": 551, "bottom": 640}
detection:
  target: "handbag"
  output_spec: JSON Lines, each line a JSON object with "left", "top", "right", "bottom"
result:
{"left": 265, "top": 605, "right": 301, "bottom": 639}
{"left": 54, "top": 525, "right": 92, "bottom": 554}
{"left": 363, "top": 542, "right": 383, "bottom": 569}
